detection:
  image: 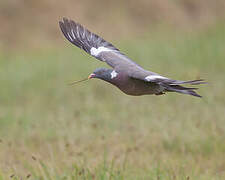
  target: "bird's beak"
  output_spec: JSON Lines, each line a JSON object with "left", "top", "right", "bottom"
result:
{"left": 68, "top": 73, "right": 95, "bottom": 86}
{"left": 88, "top": 73, "right": 96, "bottom": 79}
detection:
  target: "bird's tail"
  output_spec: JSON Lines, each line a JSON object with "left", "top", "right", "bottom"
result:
{"left": 161, "top": 79, "right": 206, "bottom": 98}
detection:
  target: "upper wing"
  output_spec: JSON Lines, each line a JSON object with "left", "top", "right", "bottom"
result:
{"left": 59, "top": 18, "right": 140, "bottom": 68}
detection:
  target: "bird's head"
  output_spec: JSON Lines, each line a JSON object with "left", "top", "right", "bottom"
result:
{"left": 88, "top": 68, "right": 114, "bottom": 81}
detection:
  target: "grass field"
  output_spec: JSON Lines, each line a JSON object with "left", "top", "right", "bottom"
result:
{"left": 0, "top": 25, "right": 225, "bottom": 179}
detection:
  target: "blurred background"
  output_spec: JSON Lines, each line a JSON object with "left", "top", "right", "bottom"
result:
{"left": 1, "top": 0, "right": 225, "bottom": 49}
{"left": 0, "top": 0, "right": 225, "bottom": 179}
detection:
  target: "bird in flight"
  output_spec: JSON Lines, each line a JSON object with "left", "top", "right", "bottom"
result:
{"left": 59, "top": 18, "right": 205, "bottom": 97}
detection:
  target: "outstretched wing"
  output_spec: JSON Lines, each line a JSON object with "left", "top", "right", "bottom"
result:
{"left": 59, "top": 18, "right": 139, "bottom": 68}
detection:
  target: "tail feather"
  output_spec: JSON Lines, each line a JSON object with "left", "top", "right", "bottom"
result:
{"left": 169, "top": 85, "right": 198, "bottom": 90}
{"left": 161, "top": 79, "right": 205, "bottom": 98}
{"left": 169, "top": 79, "right": 206, "bottom": 85}
{"left": 165, "top": 85, "right": 202, "bottom": 98}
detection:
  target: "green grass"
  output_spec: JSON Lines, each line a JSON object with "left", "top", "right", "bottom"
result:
{"left": 0, "top": 25, "right": 225, "bottom": 179}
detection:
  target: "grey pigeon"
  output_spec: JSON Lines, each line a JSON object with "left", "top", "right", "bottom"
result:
{"left": 59, "top": 18, "right": 206, "bottom": 97}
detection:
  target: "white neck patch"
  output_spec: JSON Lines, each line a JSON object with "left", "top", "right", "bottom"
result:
{"left": 111, "top": 70, "right": 118, "bottom": 79}
{"left": 90, "top": 46, "right": 112, "bottom": 57}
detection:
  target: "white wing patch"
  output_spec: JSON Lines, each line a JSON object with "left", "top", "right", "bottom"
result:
{"left": 145, "top": 75, "right": 168, "bottom": 81}
{"left": 90, "top": 46, "right": 113, "bottom": 57}
{"left": 111, "top": 70, "right": 118, "bottom": 79}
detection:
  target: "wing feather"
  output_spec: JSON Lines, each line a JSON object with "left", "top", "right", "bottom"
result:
{"left": 59, "top": 18, "right": 141, "bottom": 68}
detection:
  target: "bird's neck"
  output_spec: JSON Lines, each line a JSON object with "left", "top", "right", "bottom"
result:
{"left": 97, "top": 76, "right": 116, "bottom": 86}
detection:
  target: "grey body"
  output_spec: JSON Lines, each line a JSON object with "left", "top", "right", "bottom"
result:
{"left": 98, "top": 70, "right": 160, "bottom": 96}
{"left": 59, "top": 18, "right": 206, "bottom": 97}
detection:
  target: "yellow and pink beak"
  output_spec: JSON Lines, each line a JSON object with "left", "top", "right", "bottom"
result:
{"left": 88, "top": 73, "right": 96, "bottom": 79}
